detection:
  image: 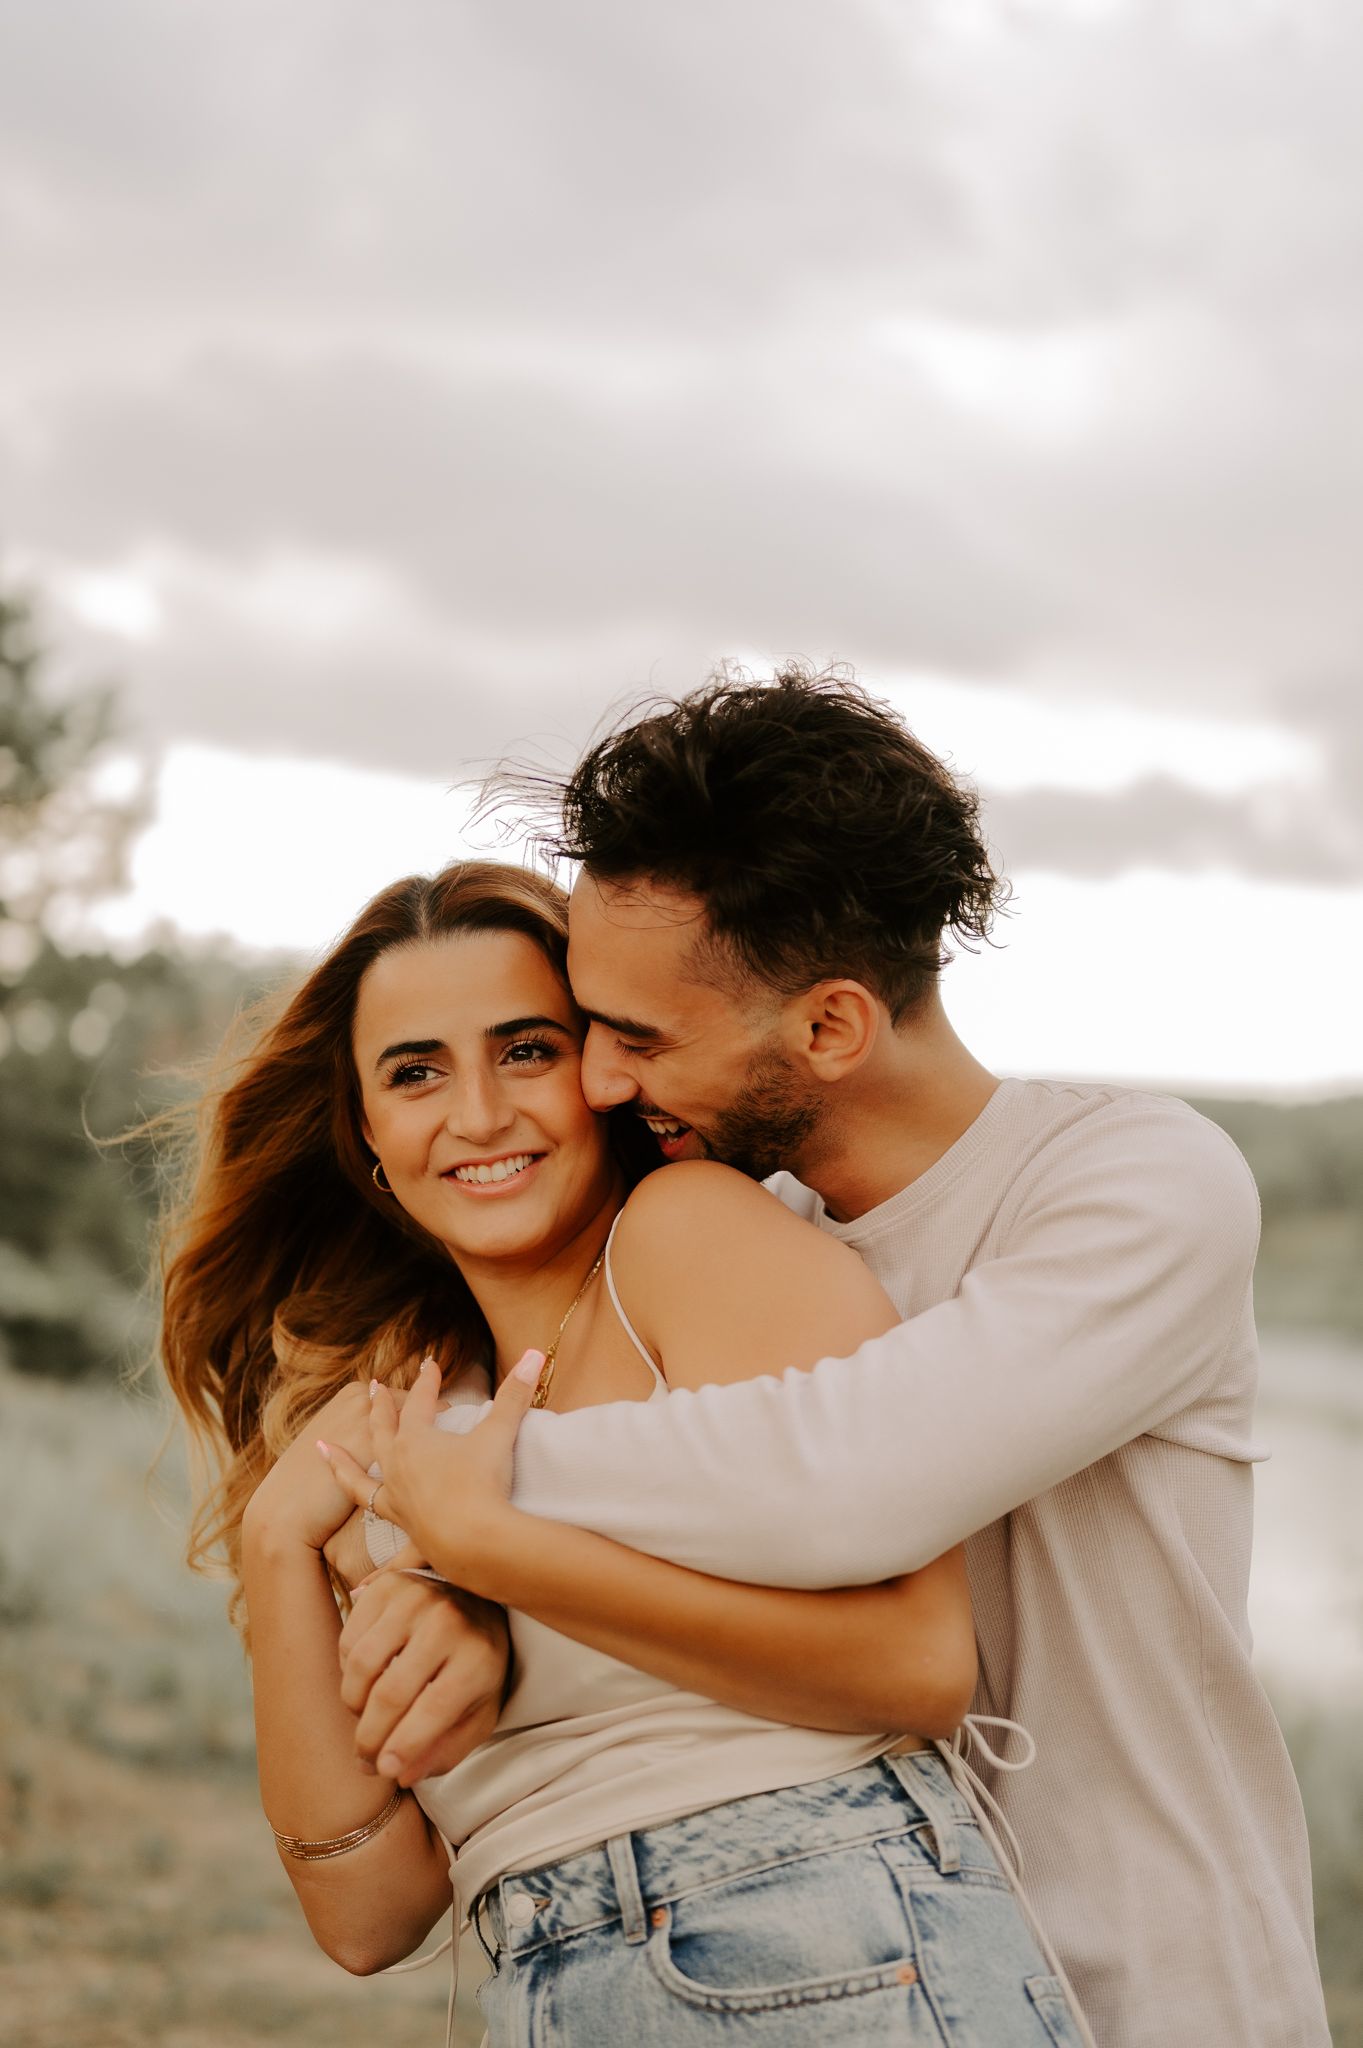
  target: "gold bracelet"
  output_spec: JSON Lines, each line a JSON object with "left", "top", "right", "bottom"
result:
{"left": 270, "top": 1785, "right": 406, "bottom": 1862}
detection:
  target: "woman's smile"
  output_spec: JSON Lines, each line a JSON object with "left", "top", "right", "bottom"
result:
{"left": 441, "top": 1149, "right": 547, "bottom": 1195}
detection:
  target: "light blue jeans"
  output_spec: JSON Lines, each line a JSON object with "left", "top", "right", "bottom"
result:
{"left": 473, "top": 1750, "right": 1085, "bottom": 2045}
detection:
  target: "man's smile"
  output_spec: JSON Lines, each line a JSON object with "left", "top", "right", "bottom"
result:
{"left": 638, "top": 1108, "right": 700, "bottom": 1161}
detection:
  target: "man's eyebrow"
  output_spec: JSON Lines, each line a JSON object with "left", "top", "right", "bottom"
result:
{"left": 484, "top": 1015, "right": 575, "bottom": 1041}
{"left": 375, "top": 1037, "right": 444, "bottom": 1070}
{"left": 580, "top": 1008, "right": 665, "bottom": 1042}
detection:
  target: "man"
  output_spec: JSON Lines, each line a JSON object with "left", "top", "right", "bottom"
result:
{"left": 342, "top": 667, "right": 1328, "bottom": 2046}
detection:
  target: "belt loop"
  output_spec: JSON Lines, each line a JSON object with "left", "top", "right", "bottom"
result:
{"left": 885, "top": 1750, "right": 962, "bottom": 1874}
{"left": 606, "top": 1834, "right": 648, "bottom": 1944}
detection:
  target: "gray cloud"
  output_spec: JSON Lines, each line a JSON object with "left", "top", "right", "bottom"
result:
{"left": 984, "top": 775, "right": 1362, "bottom": 887}
{"left": 3, "top": 0, "right": 1362, "bottom": 881}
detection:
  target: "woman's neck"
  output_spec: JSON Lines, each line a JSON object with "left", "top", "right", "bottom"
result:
{"left": 453, "top": 1176, "right": 627, "bottom": 1382}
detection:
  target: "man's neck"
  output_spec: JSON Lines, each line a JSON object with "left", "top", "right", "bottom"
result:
{"left": 797, "top": 1001, "right": 1000, "bottom": 1223}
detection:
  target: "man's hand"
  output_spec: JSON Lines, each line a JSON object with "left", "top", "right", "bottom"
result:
{"left": 338, "top": 1570, "right": 510, "bottom": 1785}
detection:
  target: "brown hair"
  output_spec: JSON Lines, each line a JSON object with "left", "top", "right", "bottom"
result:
{"left": 157, "top": 860, "right": 610, "bottom": 1631}
{"left": 516, "top": 662, "right": 1007, "bottom": 1021}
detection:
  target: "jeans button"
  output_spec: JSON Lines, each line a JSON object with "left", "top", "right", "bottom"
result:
{"left": 507, "top": 1893, "right": 537, "bottom": 1927}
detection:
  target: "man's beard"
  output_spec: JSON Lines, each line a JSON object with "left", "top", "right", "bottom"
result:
{"left": 692, "top": 1044, "right": 824, "bottom": 1181}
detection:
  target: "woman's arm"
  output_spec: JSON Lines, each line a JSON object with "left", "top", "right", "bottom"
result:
{"left": 240, "top": 1384, "right": 459, "bottom": 1974}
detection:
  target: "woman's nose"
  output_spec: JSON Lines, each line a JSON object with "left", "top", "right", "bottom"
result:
{"left": 447, "top": 1068, "right": 515, "bottom": 1145}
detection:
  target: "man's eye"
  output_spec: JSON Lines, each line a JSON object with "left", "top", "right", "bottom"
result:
{"left": 615, "top": 1038, "right": 654, "bottom": 1059}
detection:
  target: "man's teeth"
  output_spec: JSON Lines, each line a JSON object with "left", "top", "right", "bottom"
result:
{"left": 452, "top": 1154, "right": 536, "bottom": 1185}
{"left": 644, "top": 1118, "right": 689, "bottom": 1139}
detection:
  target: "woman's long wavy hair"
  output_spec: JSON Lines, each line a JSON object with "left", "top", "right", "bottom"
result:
{"left": 158, "top": 860, "right": 623, "bottom": 1633}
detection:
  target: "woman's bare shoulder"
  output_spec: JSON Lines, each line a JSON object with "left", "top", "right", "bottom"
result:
{"left": 610, "top": 1161, "right": 896, "bottom": 1390}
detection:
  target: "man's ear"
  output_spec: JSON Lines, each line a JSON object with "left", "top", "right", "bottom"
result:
{"left": 782, "top": 981, "right": 881, "bottom": 1080}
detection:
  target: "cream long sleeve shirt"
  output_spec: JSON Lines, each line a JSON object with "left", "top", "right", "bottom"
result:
{"left": 505, "top": 1076, "right": 1329, "bottom": 2048}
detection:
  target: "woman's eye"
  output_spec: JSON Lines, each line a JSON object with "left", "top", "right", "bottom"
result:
{"left": 504, "top": 1037, "right": 558, "bottom": 1066}
{"left": 389, "top": 1061, "right": 438, "bottom": 1088}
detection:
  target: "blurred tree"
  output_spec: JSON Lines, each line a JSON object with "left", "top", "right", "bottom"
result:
{"left": 0, "top": 580, "right": 268, "bottom": 1378}
{"left": 0, "top": 582, "right": 147, "bottom": 975}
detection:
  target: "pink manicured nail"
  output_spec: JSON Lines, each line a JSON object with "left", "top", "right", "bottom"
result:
{"left": 369, "top": 1379, "right": 379, "bottom": 1398}
{"left": 419, "top": 1355, "right": 438, "bottom": 1375}
{"left": 511, "top": 1349, "right": 547, "bottom": 1385}
{"left": 316, "top": 1440, "right": 331, "bottom": 1460}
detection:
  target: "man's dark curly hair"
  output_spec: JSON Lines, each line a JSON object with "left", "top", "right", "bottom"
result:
{"left": 526, "top": 663, "right": 1007, "bottom": 1022}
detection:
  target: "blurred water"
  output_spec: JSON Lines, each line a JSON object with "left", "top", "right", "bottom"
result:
{"left": 1250, "top": 1333, "right": 1363, "bottom": 1707}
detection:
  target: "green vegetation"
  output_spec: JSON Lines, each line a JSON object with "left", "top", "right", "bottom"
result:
{"left": 1190, "top": 1095, "right": 1363, "bottom": 1340}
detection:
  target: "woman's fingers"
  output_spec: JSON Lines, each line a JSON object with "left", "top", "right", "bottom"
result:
{"left": 368, "top": 1379, "right": 400, "bottom": 1456}
{"left": 474, "top": 1347, "right": 545, "bottom": 1451}
{"left": 397, "top": 1355, "right": 442, "bottom": 1430}
{"left": 315, "top": 1437, "right": 374, "bottom": 1507}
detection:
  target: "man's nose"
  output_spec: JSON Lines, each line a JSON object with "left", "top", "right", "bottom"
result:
{"left": 580, "top": 1024, "right": 640, "bottom": 1111}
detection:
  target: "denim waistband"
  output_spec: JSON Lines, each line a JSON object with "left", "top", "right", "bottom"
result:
{"left": 477, "top": 1749, "right": 981, "bottom": 1960}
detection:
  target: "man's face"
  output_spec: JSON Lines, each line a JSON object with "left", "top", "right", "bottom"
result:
{"left": 567, "top": 872, "right": 823, "bottom": 1180}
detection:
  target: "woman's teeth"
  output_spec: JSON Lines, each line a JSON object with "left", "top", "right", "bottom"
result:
{"left": 451, "top": 1154, "right": 536, "bottom": 1185}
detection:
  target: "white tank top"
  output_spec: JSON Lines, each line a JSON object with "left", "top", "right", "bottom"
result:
{"left": 367, "top": 1216, "right": 902, "bottom": 1909}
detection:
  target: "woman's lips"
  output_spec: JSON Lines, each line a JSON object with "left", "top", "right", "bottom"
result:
{"left": 440, "top": 1152, "right": 546, "bottom": 1197}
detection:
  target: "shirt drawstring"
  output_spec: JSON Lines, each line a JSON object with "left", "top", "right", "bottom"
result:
{"left": 937, "top": 1715, "right": 1099, "bottom": 2048}
{"left": 380, "top": 1883, "right": 463, "bottom": 2048}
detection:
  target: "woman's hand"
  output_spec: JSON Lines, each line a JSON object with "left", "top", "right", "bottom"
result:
{"left": 339, "top": 1573, "right": 510, "bottom": 1784}
{"left": 244, "top": 1381, "right": 378, "bottom": 1555}
{"left": 318, "top": 1351, "right": 543, "bottom": 1590}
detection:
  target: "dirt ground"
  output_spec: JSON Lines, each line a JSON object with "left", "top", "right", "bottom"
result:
{"left": 0, "top": 1369, "right": 490, "bottom": 2047}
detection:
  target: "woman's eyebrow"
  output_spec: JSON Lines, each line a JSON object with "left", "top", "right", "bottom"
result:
{"left": 374, "top": 1036, "right": 444, "bottom": 1070}
{"left": 485, "top": 1015, "right": 574, "bottom": 1041}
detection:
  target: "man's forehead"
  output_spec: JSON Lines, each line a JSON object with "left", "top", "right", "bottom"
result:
{"left": 569, "top": 871, "right": 706, "bottom": 936}
{"left": 567, "top": 872, "right": 723, "bottom": 1030}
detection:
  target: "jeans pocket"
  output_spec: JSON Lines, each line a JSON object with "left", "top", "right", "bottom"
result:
{"left": 644, "top": 1851, "right": 923, "bottom": 2016}
{"left": 1026, "top": 1974, "right": 1088, "bottom": 2047}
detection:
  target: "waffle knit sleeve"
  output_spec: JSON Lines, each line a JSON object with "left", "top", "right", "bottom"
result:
{"left": 506, "top": 1100, "right": 1260, "bottom": 1585}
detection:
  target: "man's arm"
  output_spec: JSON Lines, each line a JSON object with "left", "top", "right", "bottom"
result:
{"left": 508, "top": 1103, "right": 1260, "bottom": 1583}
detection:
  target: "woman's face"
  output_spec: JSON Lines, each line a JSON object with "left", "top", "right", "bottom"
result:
{"left": 352, "top": 929, "right": 617, "bottom": 1268}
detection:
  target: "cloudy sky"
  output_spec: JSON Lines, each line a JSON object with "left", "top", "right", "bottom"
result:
{"left": 3, "top": 0, "right": 1360, "bottom": 1089}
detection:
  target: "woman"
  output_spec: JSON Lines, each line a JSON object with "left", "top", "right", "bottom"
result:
{"left": 161, "top": 860, "right": 1089, "bottom": 2047}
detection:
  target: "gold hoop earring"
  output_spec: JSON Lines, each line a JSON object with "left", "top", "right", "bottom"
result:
{"left": 372, "top": 1160, "right": 394, "bottom": 1194}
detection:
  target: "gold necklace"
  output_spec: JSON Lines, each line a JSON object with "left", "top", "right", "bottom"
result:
{"left": 528, "top": 1245, "right": 607, "bottom": 1410}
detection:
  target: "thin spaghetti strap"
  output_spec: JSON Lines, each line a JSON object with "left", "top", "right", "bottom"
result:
{"left": 602, "top": 1211, "right": 667, "bottom": 1390}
